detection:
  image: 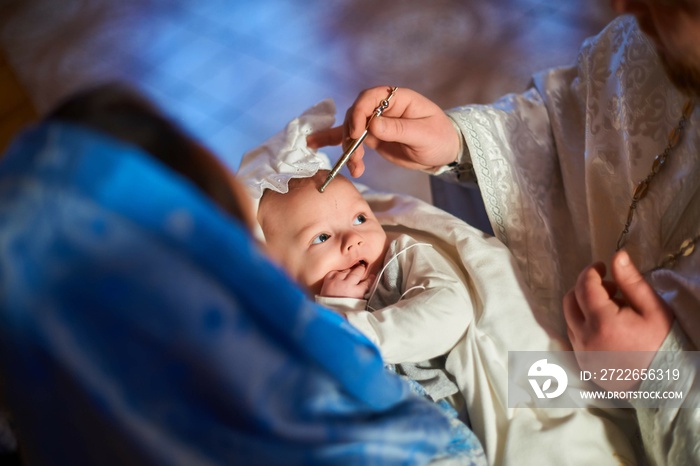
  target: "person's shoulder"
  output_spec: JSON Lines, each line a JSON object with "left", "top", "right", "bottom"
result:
{"left": 582, "top": 15, "right": 649, "bottom": 57}
{"left": 572, "top": 14, "right": 660, "bottom": 98}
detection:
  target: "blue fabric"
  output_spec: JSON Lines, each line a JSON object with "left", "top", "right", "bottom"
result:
{"left": 402, "top": 377, "right": 486, "bottom": 466}
{"left": 0, "top": 122, "right": 464, "bottom": 465}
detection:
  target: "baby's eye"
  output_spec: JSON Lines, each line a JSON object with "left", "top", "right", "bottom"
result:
{"left": 312, "top": 233, "right": 331, "bottom": 245}
{"left": 353, "top": 214, "right": 367, "bottom": 225}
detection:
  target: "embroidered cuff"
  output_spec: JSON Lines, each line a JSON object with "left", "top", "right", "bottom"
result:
{"left": 631, "top": 321, "right": 695, "bottom": 409}
{"left": 423, "top": 114, "right": 476, "bottom": 183}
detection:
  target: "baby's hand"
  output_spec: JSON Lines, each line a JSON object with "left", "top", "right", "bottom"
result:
{"left": 320, "top": 264, "right": 375, "bottom": 299}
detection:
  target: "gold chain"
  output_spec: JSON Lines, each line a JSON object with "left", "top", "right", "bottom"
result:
{"left": 651, "top": 234, "right": 700, "bottom": 272}
{"left": 615, "top": 99, "right": 696, "bottom": 272}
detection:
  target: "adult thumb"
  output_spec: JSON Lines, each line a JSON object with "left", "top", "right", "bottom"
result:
{"left": 611, "top": 249, "right": 669, "bottom": 318}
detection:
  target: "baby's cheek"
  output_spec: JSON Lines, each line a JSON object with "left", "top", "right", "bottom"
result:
{"left": 300, "top": 267, "right": 327, "bottom": 297}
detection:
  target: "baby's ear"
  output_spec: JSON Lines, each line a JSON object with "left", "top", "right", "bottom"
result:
{"left": 251, "top": 216, "right": 266, "bottom": 247}
{"left": 245, "top": 189, "right": 268, "bottom": 245}
{"left": 226, "top": 175, "right": 259, "bottom": 232}
{"left": 251, "top": 222, "right": 266, "bottom": 246}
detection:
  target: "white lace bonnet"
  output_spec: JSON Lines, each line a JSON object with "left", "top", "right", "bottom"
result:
{"left": 237, "top": 99, "right": 336, "bottom": 240}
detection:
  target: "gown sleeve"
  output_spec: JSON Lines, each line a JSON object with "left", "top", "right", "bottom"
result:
{"left": 344, "top": 235, "right": 474, "bottom": 364}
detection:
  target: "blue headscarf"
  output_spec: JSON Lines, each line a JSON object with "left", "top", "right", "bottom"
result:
{"left": 0, "top": 122, "right": 465, "bottom": 465}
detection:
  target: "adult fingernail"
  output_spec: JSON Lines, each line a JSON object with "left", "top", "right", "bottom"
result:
{"left": 373, "top": 117, "right": 386, "bottom": 134}
{"left": 617, "top": 250, "right": 630, "bottom": 267}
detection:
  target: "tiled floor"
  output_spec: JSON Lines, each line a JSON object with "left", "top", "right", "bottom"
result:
{"left": 0, "top": 0, "right": 618, "bottom": 214}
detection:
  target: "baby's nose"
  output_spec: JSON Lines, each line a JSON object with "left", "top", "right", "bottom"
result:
{"left": 344, "top": 233, "right": 363, "bottom": 251}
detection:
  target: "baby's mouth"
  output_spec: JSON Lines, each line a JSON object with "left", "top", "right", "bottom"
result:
{"left": 351, "top": 259, "right": 368, "bottom": 274}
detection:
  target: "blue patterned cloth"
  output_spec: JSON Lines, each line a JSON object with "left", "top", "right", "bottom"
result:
{"left": 0, "top": 122, "right": 483, "bottom": 465}
{"left": 401, "top": 377, "right": 487, "bottom": 466}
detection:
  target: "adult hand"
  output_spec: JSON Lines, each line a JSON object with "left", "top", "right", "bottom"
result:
{"left": 563, "top": 250, "right": 674, "bottom": 390}
{"left": 307, "top": 86, "right": 461, "bottom": 177}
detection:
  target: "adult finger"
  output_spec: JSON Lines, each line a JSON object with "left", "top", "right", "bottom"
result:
{"left": 307, "top": 126, "right": 343, "bottom": 149}
{"left": 563, "top": 288, "right": 585, "bottom": 329}
{"left": 368, "top": 115, "right": 431, "bottom": 148}
{"left": 566, "top": 322, "right": 578, "bottom": 347}
{"left": 573, "top": 262, "right": 616, "bottom": 321}
{"left": 345, "top": 87, "right": 434, "bottom": 138}
{"left": 601, "top": 279, "right": 618, "bottom": 299}
{"left": 610, "top": 249, "right": 672, "bottom": 319}
{"left": 307, "top": 127, "right": 368, "bottom": 178}
{"left": 563, "top": 289, "right": 586, "bottom": 350}
{"left": 346, "top": 155, "right": 366, "bottom": 177}
{"left": 345, "top": 86, "right": 403, "bottom": 139}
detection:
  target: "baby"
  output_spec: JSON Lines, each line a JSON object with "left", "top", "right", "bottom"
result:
{"left": 238, "top": 99, "right": 640, "bottom": 466}
{"left": 259, "top": 169, "right": 472, "bottom": 406}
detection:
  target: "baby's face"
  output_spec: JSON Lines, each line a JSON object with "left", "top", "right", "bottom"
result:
{"left": 259, "top": 176, "right": 387, "bottom": 296}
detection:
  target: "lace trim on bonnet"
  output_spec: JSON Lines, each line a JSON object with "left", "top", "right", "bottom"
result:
{"left": 237, "top": 99, "right": 336, "bottom": 241}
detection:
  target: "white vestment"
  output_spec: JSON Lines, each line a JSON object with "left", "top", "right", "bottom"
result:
{"left": 446, "top": 15, "right": 700, "bottom": 466}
